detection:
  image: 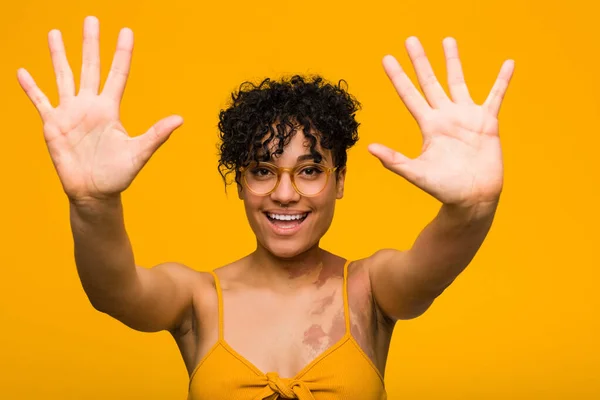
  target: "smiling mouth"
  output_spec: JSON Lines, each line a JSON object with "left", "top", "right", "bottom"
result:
{"left": 265, "top": 212, "right": 309, "bottom": 229}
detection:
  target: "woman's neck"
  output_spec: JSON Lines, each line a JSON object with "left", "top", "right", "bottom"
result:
{"left": 245, "top": 243, "right": 339, "bottom": 290}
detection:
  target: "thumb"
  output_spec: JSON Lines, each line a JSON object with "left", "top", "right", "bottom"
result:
{"left": 367, "top": 143, "right": 417, "bottom": 181}
{"left": 136, "top": 115, "right": 184, "bottom": 161}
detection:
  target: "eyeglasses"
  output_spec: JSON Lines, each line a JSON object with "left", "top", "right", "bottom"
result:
{"left": 239, "top": 161, "right": 338, "bottom": 197}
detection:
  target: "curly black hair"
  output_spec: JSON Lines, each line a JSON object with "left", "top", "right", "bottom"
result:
{"left": 217, "top": 75, "right": 361, "bottom": 186}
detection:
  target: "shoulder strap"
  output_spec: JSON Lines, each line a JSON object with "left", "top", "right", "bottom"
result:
{"left": 342, "top": 259, "right": 351, "bottom": 333}
{"left": 209, "top": 271, "right": 224, "bottom": 340}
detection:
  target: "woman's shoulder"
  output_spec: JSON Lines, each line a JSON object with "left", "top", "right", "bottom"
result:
{"left": 209, "top": 257, "right": 247, "bottom": 282}
{"left": 172, "top": 258, "right": 245, "bottom": 286}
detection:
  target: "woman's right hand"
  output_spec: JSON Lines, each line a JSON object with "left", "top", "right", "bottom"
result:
{"left": 18, "top": 16, "right": 183, "bottom": 204}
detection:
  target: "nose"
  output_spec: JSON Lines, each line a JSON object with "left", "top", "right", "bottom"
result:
{"left": 270, "top": 171, "right": 300, "bottom": 205}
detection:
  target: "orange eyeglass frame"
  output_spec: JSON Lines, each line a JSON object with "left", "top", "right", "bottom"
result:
{"left": 239, "top": 162, "right": 338, "bottom": 197}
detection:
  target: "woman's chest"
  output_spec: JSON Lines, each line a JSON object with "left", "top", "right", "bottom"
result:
{"left": 227, "top": 290, "right": 348, "bottom": 376}
{"left": 184, "top": 266, "right": 392, "bottom": 378}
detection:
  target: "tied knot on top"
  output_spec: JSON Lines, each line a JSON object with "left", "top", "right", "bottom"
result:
{"left": 264, "top": 372, "right": 314, "bottom": 400}
{"left": 266, "top": 372, "right": 297, "bottom": 398}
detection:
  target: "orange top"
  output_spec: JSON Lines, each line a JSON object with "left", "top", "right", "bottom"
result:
{"left": 188, "top": 260, "right": 387, "bottom": 400}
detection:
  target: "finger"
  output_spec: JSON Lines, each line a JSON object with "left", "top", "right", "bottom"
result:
{"left": 382, "top": 55, "right": 430, "bottom": 121}
{"left": 442, "top": 37, "right": 473, "bottom": 104}
{"left": 484, "top": 59, "right": 515, "bottom": 116}
{"left": 48, "top": 29, "right": 75, "bottom": 101}
{"left": 17, "top": 68, "right": 54, "bottom": 118}
{"left": 102, "top": 28, "right": 134, "bottom": 102}
{"left": 135, "top": 115, "right": 184, "bottom": 164}
{"left": 367, "top": 143, "right": 417, "bottom": 182}
{"left": 405, "top": 37, "right": 450, "bottom": 108}
{"left": 80, "top": 16, "right": 101, "bottom": 94}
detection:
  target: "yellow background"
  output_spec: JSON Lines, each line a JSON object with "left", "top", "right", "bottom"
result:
{"left": 1, "top": 0, "right": 598, "bottom": 399}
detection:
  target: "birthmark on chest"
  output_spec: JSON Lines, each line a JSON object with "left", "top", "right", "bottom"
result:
{"left": 287, "top": 261, "right": 322, "bottom": 280}
{"left": 302, "top": 309, "right": 346, "bottom": 355}
{"left": 310, "top": 289, "right": 336, "bottom": 315}
{"left": 302, "top": 324, "right": 328, "bottom": 351}
{"left": 314, "top": 263, "right": 342, "bottom": 288}
{"left": 286, "top": 261, "right": 342, "bottom": 289}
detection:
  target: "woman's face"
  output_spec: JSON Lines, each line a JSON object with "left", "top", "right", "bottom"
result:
{"left": 238, "top": 131, "right": 346, "bottom": 259}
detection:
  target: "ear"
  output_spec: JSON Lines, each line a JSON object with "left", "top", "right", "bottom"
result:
{"left": 335, "top": 167, "right": 346, "bottom": 199}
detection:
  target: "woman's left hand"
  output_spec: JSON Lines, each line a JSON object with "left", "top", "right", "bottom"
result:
{"left": 368, "top": 37, "right": 514, "bottom": 207}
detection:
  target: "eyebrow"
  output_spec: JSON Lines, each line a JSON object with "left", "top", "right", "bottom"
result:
{"left": 297, "top": 153, "right": 327, "bottom": 163}
{"left": 254, "top": 152, "right": 327, "bottom": 164}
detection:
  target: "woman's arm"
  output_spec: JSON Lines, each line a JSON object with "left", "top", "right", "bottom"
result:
{"left": 71, "top": 196, "right": 198, "bottom": 333}
{"left": 366, "top": 37, "right": 514, "bottom": 320}
{"left": 18, "top": 16, "right": 195, "bottom": 332}
{"left": 368, "top": 201, "right": 498, "bottom": 320}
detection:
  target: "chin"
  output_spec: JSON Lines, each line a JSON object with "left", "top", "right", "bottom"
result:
{"left": 261, "top": 239, "right": 316, "bottom": 260}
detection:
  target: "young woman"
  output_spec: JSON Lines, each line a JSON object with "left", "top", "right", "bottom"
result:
{"left": 17, "top": 16, "right": 514, "bottom": 400}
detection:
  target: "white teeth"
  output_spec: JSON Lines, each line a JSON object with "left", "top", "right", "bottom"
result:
{"left": 268, "top": 213, "right": 307, "bottom": 221}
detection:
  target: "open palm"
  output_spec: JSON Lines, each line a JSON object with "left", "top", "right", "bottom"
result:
{"left": 18, "top": 17, "right": 183, "bottom": 203}
{"left": 369, "top": 37, "right": 514, "bottom": 206}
